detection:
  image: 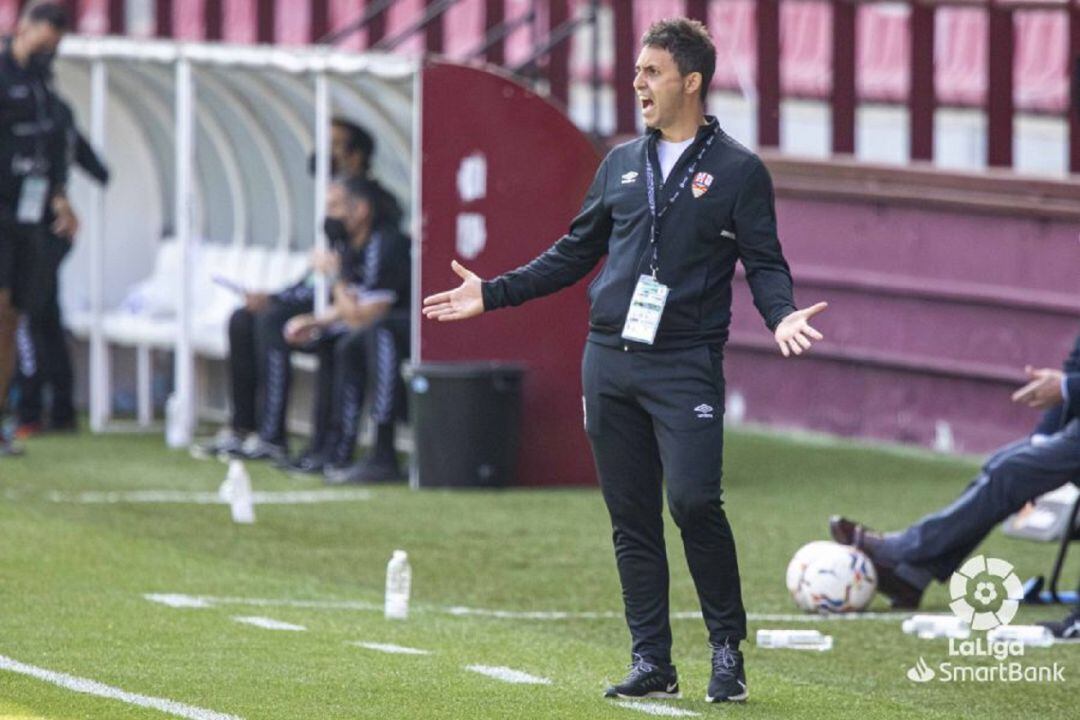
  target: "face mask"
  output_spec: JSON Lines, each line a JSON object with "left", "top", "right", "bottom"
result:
{"left": 307, "top": 153, "right": 340, "bottom": 178}
{"left": 323, "top": 217, "right": 349, "bottom": 244}
{"left": 29, "top": 50, "right": 56, "bottom": 75}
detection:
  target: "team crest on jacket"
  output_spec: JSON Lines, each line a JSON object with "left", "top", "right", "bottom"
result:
{"left": 691, "top": 172, "right": 713, "bottom": 198}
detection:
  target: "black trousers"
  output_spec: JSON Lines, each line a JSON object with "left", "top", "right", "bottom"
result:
{"left": 12, "top": 232, "right": 73, "bottom": 426}
{"left": 312, "top": 317, "right": 408, "bottom": 465}
{"left": 227, "top": 297, "right": 312, "bottom": 442}
{"left": 582, "top": 341, "right": 746, "bottom": 663}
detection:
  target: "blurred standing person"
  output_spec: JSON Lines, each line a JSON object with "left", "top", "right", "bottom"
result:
{"left": 0, "top": 2, "right": 76, "bottom": 456}
{"left": 14, "top": 93, "right": 109, "bottom": 437}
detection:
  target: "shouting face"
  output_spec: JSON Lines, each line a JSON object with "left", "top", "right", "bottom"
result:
{"left": 633, "top": 45, "right": 702, "bottom": 135}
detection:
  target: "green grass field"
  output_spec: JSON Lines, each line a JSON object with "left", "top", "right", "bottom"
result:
{"left": 1, "top": 428, "right": 1076, "bottom": 719}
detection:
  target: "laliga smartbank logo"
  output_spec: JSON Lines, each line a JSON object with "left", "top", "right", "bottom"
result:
{"left": 906, "top": 555, "right": 1066, "bottom": 684}
{"left": 948, "top": 555, "right": 1021, "bottom": 630}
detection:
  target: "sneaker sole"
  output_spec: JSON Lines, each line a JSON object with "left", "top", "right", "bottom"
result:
{"left": 607, "top": 691, "right": 682, "bottom": 700}
{"left": 705, "top": 688, "right": 748, "bottom": 703}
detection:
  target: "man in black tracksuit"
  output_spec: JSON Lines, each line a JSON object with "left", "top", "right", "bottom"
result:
{"left": 15, "top": 92, "right": 110, "bottom": 435}
{"left": 195, "top": 118, "right": 402, "bottom": 462}
{"left": 0, "top": 3, "right": 77, "bottom": 456}
{"left": 281, "top": 176, "right": 410, "bottom": 483}
{"left": 422, "top": 18, "right": 826, "bottom": 703}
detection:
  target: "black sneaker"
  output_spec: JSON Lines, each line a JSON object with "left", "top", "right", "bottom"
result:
{"left": 0, "top": 427, "right": 24, "bottom": 457}
{"left": 235, "top": 436, "right": 287, "bottom": 462}
{"left": 706, "top": 642, "right": 748, "bottom": 703}
{"left": 190, "top": 429, "right": 246, "bottom": 460}
{"left": 1038, "top": 608, "right": 1080, "bottom": 641}
{"left": 324, "top": 457, "right": 403, "bottom": 485}
{"left": 603, "top": 655, "right": 680, "bottom": 700}
{"left": 278, "top": 451, "right": 326, "bottom": 476}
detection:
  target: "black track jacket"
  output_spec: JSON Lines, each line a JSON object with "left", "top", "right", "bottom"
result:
{"left": 481, "top": 116, "right": 797, "bottom": 351}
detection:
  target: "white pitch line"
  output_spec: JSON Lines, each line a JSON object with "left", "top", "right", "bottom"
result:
{"left": 0, "top": 653, "right": 243, "bottom": 720}
{"left": 145, "top": 594, "right": 382, "bottom": 612}
{"left": 48, "top": 489, "right": 372, "bottom": 505}
{"left": 146, "top": 594, "right": 214, "bottom": 609}
{"left": 144, "top": 593, "right": 907, "bottom": 623}
{"left": 351, "top": 642, "right": 431, "bottom": 655}
{"left": 231, "top": 616, "right": 307, "bottom": 632}
{"left": 464, "top": 665, "right": 552, "bottom": 685}
{"left": 445, "top": 605, "right": 622, "bottom": 620}
{"left": 613, "top": 700, "right": 700, "bottom": 717}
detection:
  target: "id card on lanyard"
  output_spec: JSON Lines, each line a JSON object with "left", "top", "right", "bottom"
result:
{"left": 620, "top": 124, "right": 720, "bottom": 345}
{"left": 622, "top": 274, "right": 670, "bottom": 344}
{"left": 17, "top": 175, "right": 48, "bottom": 224}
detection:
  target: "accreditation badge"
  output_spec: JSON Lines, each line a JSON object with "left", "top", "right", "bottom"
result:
{"left": 17, "top": 174, "right": 48, "bottom": 224}
{"left": 621, "top": 274, "right": 669, "bottom": 345}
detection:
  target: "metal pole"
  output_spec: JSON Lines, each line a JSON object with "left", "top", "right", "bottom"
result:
{"left": 548, "top": 0, "right": 570, "bottom": 104}
{"left": 831, "top": 0, "right": 856, "bottom": 155}
{"left": 589, "top": 0, "right": 600, "bottom": 134}
{"left": 171, "top": 56, "right": 195, "bottom": 446}
{"left": 986, "top": 0, "right": 1014, "bottom": 168}
{"left": 313, "top": 70, "right": 330, "bottom": 317}
{"left": 155, "top": 0, "right": 173, "bottom": 38}
{"left": 1069, "top": 0, "right": 1080, "bottom": 173}
{"left": 909, "top": 1, "right": 935, "bottom": 161}
{"left": 756, "top": 0, "right": 781, "bottom": 147}
{"left": 108, "top": 0, "right": 126, "bottom": 34}
{"left": 88, "top": 59, "right": 110, "bottom": 431}
{"left": 483, "top": 0, "right": 505, "bottom": 64}
{"left": 612, "top": 0, "right": 635, "bottom": 135}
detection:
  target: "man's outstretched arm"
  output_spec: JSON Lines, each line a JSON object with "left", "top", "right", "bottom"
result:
{"left": 733, "top": 158, "right": 828, "bottom": 357}
{"left": 423, "top": 157, "right": 613, "bottom": 321}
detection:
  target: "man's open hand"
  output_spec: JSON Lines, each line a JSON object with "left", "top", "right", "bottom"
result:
{"left": 422, "top": 261, "right": 484, "bottom": 322}
{"left": 774, "top": 302, "right": 828, "bottom": 357}
{"left": 1011, "top": 366, "right": 1064, "bottom": 410}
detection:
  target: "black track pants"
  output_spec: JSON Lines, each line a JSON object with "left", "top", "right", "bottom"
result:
{"left": 13, "top": 232, "right": 73, "bottom": 426}
{"left": 582, "top": 341, "right": 746, "bottom": 664}
{"left": 312, "top": 317, "right": 408, "bottom": 465}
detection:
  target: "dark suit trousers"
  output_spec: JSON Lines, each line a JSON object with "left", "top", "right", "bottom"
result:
{"left": 876, "top": 418, "right": 1080, "bottom": 588}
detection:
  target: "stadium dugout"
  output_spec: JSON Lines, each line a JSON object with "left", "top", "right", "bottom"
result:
{"left": 52, "top": 37, "right": 415, "bottom": 444}
{"left": 49, "top": 36, "right": 600, "bottom": 490}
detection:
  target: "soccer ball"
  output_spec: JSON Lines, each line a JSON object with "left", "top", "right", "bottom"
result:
{"left": 786, "top": 541, "right": 877, "bottom": 613}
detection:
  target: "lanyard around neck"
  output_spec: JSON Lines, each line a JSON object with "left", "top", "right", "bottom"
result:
{"left": 643, "top": 125, "right": 719, "bottom": 278}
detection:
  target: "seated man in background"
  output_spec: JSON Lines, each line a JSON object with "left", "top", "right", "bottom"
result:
{"left": 281, "top": 175, "right": 410, "bottom": 483}
{"left": 195, "top": 118, "right": 401, "bottom": 460}
{"left": 831, "top": 333, "right": 1080, "bottom": 608}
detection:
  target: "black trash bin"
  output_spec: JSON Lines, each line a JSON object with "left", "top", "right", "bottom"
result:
{"left": 405, "top": 362, "right": 525, "bottom": 488}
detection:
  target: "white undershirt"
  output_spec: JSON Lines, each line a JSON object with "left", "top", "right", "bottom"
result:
{"left": 657, "top": 137, "right": 695, "bottom": 182}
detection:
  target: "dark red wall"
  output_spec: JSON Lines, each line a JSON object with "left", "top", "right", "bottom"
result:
{"left": 419, "top": 61, "right": 601, "bottom": 486}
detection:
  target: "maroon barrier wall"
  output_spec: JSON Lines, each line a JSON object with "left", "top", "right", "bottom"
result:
{"left": 727, "top": 158, "right": 1080, "bottom": 454}
{"left": 418, "top": 61, "right": 601, "bottom": 487}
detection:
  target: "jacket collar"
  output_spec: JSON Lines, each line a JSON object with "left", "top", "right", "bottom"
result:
{"left": 645, "top": 115, "right": 720, "bottom": 142}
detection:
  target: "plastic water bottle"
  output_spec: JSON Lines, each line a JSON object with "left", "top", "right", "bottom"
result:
{"left": 756, "top": 629, "right": 833, "bottom": 651}
{"left": 165, "top": 393, "right": 188, "bottom": 448}
{"left": 901, "top": 614, "right": 971, "bottom": 640}
{"left": 385, "top": 550, "right": 412, "bottom": 620}
{"left": 227, "top": 460, "right": 255, "bottom": 525}
{"left": 986, "top": 625, "right": 1054, "bottom": 647}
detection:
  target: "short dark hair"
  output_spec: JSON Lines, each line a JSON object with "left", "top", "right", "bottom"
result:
{"left": 338, "top": 175, "right": 381, "bottom": 224}
{"left": 332, "top": 117, "right": 375, "bottom": 169}
{"left": 641, "top": 18, "right": 715, "bottom": 102}
{"left": 23, "top": 1, "right": 70, "bottom": 31}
